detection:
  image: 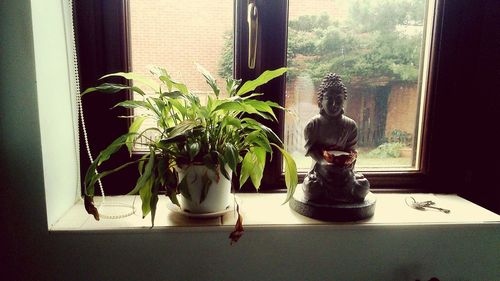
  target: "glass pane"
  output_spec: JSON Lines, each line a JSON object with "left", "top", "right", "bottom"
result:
{"left": 128, "top": 0, "right": 233, "bottom": 150}
{"left": 285, "top": 0, "right": 434, "bottom": 171}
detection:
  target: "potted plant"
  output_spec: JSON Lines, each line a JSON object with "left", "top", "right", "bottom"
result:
{"left": 82, "top": 65, "right": 298, "bottom": 234}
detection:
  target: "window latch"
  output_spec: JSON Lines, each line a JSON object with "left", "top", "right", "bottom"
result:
{"left": 247, "top": 0, "right": 258, "bottom": 69}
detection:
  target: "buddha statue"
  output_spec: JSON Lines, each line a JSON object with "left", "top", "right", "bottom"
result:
{"left": 290, "top": 73, "right": 375, "bottom": 221}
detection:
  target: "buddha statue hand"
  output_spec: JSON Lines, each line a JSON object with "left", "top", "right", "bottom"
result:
{"left": 322, "top": 150, "right": 357, "bottom": 167}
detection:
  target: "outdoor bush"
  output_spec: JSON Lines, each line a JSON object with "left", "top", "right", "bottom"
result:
{"left": 366, "top": 142, "right": 405, "bottom": 158}
{"left": 389, "top": 129, "right": 412, "bottom": 146}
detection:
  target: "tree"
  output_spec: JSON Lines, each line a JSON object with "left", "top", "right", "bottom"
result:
{"left": 219, "top": 0, "right": 426, "bottom": 88}
{"left": 218, "top": 31, "right": 233, "bottom": 79}
{"left": 287, "top": 0, "right": 425, "bottom": 87}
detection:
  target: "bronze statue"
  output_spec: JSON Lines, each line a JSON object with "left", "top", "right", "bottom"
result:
{"left": 290, "top": 73, "right": 375, "bottom": 221}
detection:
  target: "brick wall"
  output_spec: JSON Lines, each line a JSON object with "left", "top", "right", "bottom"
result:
{"left": 129, "top": 0, "right": 233, "bottom": 92}
{"left": 385, "top": 84, "right": 418, "bottom": 142}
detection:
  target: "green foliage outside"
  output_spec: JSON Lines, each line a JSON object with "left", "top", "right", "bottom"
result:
{"left": 389, "top": 129, "right": 413, "bottom": 146}
{"left": 219, "top": 0, "right": 426, "bottom": 89}
{"left": 218, "top": 30, "right": 233, "bottom": 79}
{"left": 366, "top": 142, "right": 405, "bottom": 158}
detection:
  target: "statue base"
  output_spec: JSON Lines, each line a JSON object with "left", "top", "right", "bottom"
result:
{"left": 290, "top": 186, "right": 376, "bottom": 221}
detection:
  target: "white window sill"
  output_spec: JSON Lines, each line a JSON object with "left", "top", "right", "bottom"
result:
{"left": 50, "top": 193, "right": 499, "bottom": 231}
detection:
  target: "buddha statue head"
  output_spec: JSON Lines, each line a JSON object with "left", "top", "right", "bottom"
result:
{"left": 317, "top": 73, "right": 348, "bottom": 118}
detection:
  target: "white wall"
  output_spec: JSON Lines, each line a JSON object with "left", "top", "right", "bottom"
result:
{"left": 31, "top": 0, "right": 79, "bottom": 226}
{"left": 1, "top": 1, "right": 499, "bottom": 280}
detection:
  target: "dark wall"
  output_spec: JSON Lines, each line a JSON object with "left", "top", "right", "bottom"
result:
{"left": 0, "top": 0, "right": 47, "bottom": 279}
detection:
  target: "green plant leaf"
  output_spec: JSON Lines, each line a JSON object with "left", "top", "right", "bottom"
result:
{"left": 225, "top": 77, "right": 241, "bottom": 97}
{"left": 196, "top": 63, "right": 220, "bottom": 98}
{"left": 240, "top": 93, "right": 264, "bottom": 100}
{"left": 265, "top": 100, "right": 285, "bottom": 110}
{"left": 178, "top": 175, "right": 191, "bottom": 200}
{"left": 150, "top": 97, "right": 166, "bottom": 113}
{"left": 164, "top": 167, "right": 180, "bottom": 207}
{"left": 82, "top": 83, "right": 147, "bottom": 97}
{"left": 272, "top": 144, "right": 298, "bottom": 203}
{"left": 171, "top": 81, "right": 189, "bottom": 96}
{"left": 239, "top": 152, "right": 252, "bottom": 188}
{"left": 127, "top": 151, "right": 155, "bottom": 195}
{"left": 156, "top": 157, "right": 166, "bottom": 186}
{"left": 241, "top": 103, "right": 273, "bottom": 120}
{"left": 223, "top": 143, "right": 239, "bottom": 172}
{"left": 213, "top": 100, "right": 272, "bottom": 120}
{"left": 236, "top": 67, "right": 287, "bottom": 96}
{"left": 85, "top": 158, "right": 144, "bottom": 197}
{"left": 126, "top": 116, "right": 146, "bottom": 155}
{"left": 242, "top": 118, "right": 283, "bottom": 146}
{"left": 213, "top": 100, "right": 245, "bottom": 114}
{"left": 158, "top": 135, "right": 186, "bottom": 149}
{"left": 131, "top": 86, "right": 147, "bottom": 96}
{"left": 219, "top": 162, "right": 231, "bottom": 181}
{"left": 152, "top": 66, "right": 188, "bottom": 95}
{"left": 150, "top": 66, "right": 189, "bottom": 95}
{"left": 215, "top": 152, "right": 231, "bottom": 181}
{"left": 95, "top": 133, "right": 136, "bottom": 166}
{"left": 244, "top": 130, "right": 272, "bottom": 153}
{"left": 250, "top": 147, "right": 266, "bottom": 189}
{"left": 112, "top": 100, "right": 149, "bottom": 109}
{"left": 166, "top": 188, "right": 180, "bottom": 207}
{"left": 221, "top": 116, "right": 242, "bottom": 128}
{"left": 149, "top": 178, "right": 160, "bottom": 226}
{"left": 244, "top": 99, "right": 277, "bottom": 121}
{"left": 207, "top": 95, "right": 215, "bottom": 114}
{"left": 167, "top": 98, "right": 188, "bottom": 117}
{"left": 239, "top": 147, "right": 266, "bottom": 190}
{"left": 167, "top": 120, "right": 198, "bottom": 139}
{"left": 160, "top": 91, "right": 183, "bottom": 99}
{"left": 101, "top": 72, "right": 158, "bottom": 90}
{"left": 80, "top": 83, "right": 126, "bottom": 96}
{"left": 139, "top": 176, "right": 153, "bottom": 218}
{"left": 164, "top": 165, "right": 178, "bottom": 190}
{"left": 188, "top": 142, "right": 201, "bottom": 161}
{"left": 150, "top": 66, "right": 171, "bottom": 85}
{"left": 202, "top": 151, "right": 220, "bottom": 172}
{"left": 138, "top": 153, "right": 149, "bottom": 176}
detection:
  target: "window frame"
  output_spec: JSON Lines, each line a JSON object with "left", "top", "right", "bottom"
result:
{"left": 74, "top": 0, "right": 485, "bottom": 197}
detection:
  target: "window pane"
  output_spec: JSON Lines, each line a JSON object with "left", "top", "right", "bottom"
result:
{"left": 284, "top": 0, "right": 434, "bottom": 171}
{"left": 128, "top": 0, "right": 234, "bottom": 150}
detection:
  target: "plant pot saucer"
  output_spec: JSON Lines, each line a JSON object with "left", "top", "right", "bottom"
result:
{"left": 166, "top": 198, "right": 238, "bottom": 219}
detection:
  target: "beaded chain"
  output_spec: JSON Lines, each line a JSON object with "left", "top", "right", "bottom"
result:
{"left": 69, "top": 0, "right": 136, "bottom": 219}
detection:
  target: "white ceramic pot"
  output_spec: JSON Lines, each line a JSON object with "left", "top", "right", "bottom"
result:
{"left": 176, "top": 164, "right": 232, "bottom": 213}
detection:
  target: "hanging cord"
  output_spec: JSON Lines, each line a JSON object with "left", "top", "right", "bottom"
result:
{"left": 68, "top": 0, "right": 135, "bottom": 219}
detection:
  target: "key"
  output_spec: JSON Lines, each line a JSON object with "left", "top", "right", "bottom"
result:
{"left": 405, "top": 197, "right": 451, "bottom": 214}
{"left": 421, "top": 204, "right": 451, "bottom": 213}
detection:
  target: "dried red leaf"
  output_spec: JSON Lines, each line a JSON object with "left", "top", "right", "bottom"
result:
{"left": 229, "top": 203, "right": 244, "bottom": 245}
{"left": 84, "top": 195, "right": 100, "bottom": 221}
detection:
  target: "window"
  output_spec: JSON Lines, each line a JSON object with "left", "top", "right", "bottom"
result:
{"left": 75, "top": 0, "right": 442, "bottom": 195}
{"left": 284, "top": 0, "right": 434, "bottom": 173}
